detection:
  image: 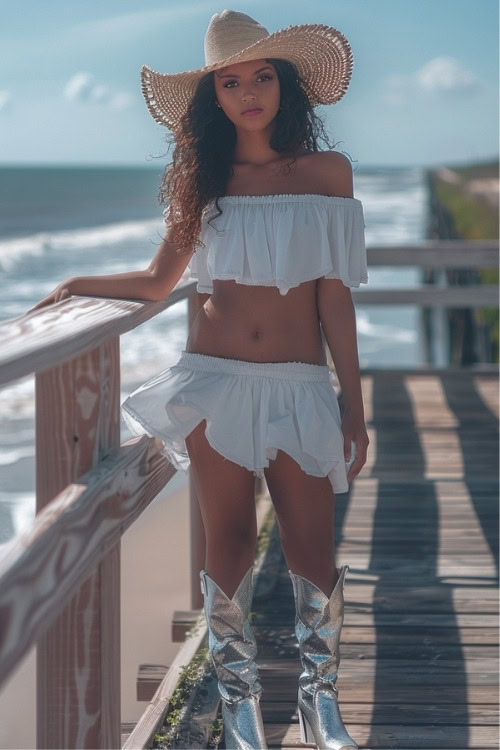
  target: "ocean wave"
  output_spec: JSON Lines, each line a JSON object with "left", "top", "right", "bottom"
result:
{"left": 0, "top": 217, "right": 162, "bottom": 271}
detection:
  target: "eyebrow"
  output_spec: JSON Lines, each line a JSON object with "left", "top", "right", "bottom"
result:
{"left": 217, "top": 66, "right": 273, "bottom": 79}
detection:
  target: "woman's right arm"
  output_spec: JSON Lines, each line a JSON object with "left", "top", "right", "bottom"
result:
{"left": 26, "top": 226, "right": 194, "bottom": 313}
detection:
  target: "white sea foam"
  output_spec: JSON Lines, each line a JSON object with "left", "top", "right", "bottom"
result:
{"left": 0, "top": 217, "right": 161, "bottom": 271}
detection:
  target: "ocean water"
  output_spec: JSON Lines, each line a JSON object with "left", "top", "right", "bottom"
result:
{"left": 0, "top": 163, "right": 428, "bottom": 545}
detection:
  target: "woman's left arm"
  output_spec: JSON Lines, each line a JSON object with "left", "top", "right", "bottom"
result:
{"left": 317, "top": 277, "right": 369, "bottom": 482}
{"left": 314, "top": 150, "right": 369, "bottom": 482}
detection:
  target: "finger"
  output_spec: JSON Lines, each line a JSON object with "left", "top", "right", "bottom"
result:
{"left": 343, "top": 436, "right": 353, "bottom": 462}
{"left": 347, "top": 451, "right": 366, "bottom": 482}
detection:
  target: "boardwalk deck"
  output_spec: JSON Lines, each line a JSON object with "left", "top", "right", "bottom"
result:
{"left": 126, "top": 368, "right": 498, "bottom": 749}
{"left": 252, "top": 369, "right": 499, "bottom": 750}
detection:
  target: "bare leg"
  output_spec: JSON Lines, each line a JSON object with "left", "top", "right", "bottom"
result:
{"left": 264, "top": 449, "right": 339, "bottom": 597}
{"left": 186, "top": 421, "right": 268, "bottom": 748}
{"left": 185, "top": 419, "right": 259, "bottom": 598}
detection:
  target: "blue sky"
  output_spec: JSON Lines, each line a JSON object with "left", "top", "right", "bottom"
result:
{"left": 1, "top": 0, "right": 498, "bottom": 168}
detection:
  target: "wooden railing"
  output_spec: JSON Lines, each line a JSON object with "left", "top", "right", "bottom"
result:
{"left": 0, "top": 239, "right": 497, "bottom": 749}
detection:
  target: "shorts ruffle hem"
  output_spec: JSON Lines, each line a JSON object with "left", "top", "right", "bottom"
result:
{"left": 120, "top": 350, "right": 350, "bottom": 494}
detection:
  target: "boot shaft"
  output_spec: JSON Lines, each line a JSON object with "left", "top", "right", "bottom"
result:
{"left": 289, "top": 565, "right": 358, "bottom": 748}
{"left": 288, "top": 565, "right": 349, "bottom": 691}
{"left": 200, "top": 565, "right": 262, "bottom": 703}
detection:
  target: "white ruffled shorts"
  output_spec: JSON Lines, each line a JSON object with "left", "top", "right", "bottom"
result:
{"left": 121, "top": 351, "right": 350, "bottom": 494}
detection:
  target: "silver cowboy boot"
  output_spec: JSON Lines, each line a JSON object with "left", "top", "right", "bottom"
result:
{"left": 199, "top": 564, "right": 268, "bottom": 750}
{"left": 288, "top": 564, "right": 358, "bottom": 750}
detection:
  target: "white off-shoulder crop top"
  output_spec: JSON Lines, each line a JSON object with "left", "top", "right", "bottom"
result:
{"left": 163, "top": 193, "right": 368, "bottom": 296}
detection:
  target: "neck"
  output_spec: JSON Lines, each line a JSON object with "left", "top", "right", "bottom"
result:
{"left": 231, "top": 124, "right": 282, "bottom": 166}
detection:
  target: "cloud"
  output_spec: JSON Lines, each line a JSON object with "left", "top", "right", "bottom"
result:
{"left": 89, "top": 84, "right": 109, "bottom": 102}
{"left": 63, "top": 72, "right": 133, "bottom": 111}
{"left": 383, "top": 56, "right": 481, "bottom": 105}
{"left": 109, "top": 92, "right": 134, "bottom": 111}
{"left": 63, "top": 72, "right": 95, "bottom": 101}
{"left": 0, "top": 90, "right": 11, "bottom": 112}
{"left": 415, "top": 56, "right": 481, "bottom": 94}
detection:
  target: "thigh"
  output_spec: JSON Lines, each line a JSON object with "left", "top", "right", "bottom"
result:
{"left": 185, "top": 419, "right": 258, "bottom": 542}
{"left": 264, "top": 449, "right": 336, "bottom": 542}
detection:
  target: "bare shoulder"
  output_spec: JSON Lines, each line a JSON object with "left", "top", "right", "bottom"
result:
{"left": 304, "top": 150, "right": 354, "bottom": 198}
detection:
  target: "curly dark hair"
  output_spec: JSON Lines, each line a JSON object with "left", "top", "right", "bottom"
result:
{"left": 154, "top": 57, "right": 345, "bottom": 255}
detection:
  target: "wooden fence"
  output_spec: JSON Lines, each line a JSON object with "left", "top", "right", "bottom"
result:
{"left": 0, "top": 240, "right": 497, "bottom": 748}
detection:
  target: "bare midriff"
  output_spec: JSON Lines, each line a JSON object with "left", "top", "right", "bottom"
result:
{"left": 185, "top": 278, "right": 328, "bottom": 365}
{"left": 184, "top": 150, "right": 338, "bottom": 366}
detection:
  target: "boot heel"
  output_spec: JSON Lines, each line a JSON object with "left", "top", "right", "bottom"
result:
{"left": 297, "top": 705, "right": 315, "bottom": 745}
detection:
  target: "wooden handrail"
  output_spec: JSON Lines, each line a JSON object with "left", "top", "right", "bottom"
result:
{"left": 364, "top": 240, "right": 498, "bottom": 267}
{"left": 351, "top": 285, "right": 498, "bottom": 306}
{"left": 0, "top": 279, "right": 197, "bottom": 387}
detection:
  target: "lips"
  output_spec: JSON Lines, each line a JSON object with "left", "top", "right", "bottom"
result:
{"left": 241, "top": 108, "right": 263, "bottom": 115}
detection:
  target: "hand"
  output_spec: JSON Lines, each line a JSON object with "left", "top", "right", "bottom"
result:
{"left": 342, "top": 407, "right": 369, "bottom": 483}
{"left": 26, "top": 280, "right": 74, "bottom": 314}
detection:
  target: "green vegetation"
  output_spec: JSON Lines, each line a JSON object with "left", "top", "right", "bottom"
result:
{"left": 432, "top": 160, "right": 499, "bottom": 362}
{"left": 433, "top": 179, "right": 498, "bottom": 240}
{"left": 152, "top": 648, "right": 214, "bottom": 749}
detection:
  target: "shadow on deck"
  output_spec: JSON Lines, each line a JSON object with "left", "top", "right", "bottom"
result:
{"left": 131, "top": 369, "right": 499, "bottom": 750}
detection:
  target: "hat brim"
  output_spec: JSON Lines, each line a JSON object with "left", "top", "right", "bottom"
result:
{"left": 141, "top": 22, "right": 353, "bottom": 130}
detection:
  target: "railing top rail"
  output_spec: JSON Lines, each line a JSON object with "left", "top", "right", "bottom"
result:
{"left": 0, "top": 280, "right": 196, "bottom": 386}
{"left": 366, "top": 241, "right": 498, "bottom": 266}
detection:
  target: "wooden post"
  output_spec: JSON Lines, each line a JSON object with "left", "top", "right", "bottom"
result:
{"left": 430, "top": 268, "right": 449, "bottom": 368}
{"left": 187, "top": 293, "right": 207, "bottom": 611}
{"left": 35, "top": 339, "right": 121, "bottom": 749}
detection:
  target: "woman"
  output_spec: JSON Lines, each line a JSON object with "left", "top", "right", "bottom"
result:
{"left": 30, "top": 10, "right": 369, "bottom": 749}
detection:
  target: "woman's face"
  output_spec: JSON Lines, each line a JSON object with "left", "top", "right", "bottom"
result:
{"left": 213, "top": 58, "right": 280, "bottom": 129}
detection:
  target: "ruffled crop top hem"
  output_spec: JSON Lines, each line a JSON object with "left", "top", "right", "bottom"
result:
{"left": 164, "top": 193, "right": 368, "bottom": 296}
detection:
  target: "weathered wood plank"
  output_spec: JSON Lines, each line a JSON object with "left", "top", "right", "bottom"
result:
{"left": 254, "top": 624, "right": 499, "bottom": 646}
{"left": 265, "top": 722, "right": 498, "bottom": 748}
{"left": 259, "top": 657, "right": 499, "bottom": 682}
{"left": 260, "top": 702, "right": 499, "bottom": 724}
{"left": 365, "top": 241, "right": 499, "bottom": 268}
{"left": 352, "top": 285, "right": 499, "bottom": 306}
{"left": 260, "top": 683, "right": 497, "bottom": 704}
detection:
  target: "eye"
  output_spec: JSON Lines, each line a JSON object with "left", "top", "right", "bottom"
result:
{"left": 223, "top": 74, "right": 273, "bottom": 88}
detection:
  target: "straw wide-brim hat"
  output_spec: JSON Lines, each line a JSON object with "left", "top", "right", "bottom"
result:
{"left": 141, "top": 9, "right": 354, "bottom": 132}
